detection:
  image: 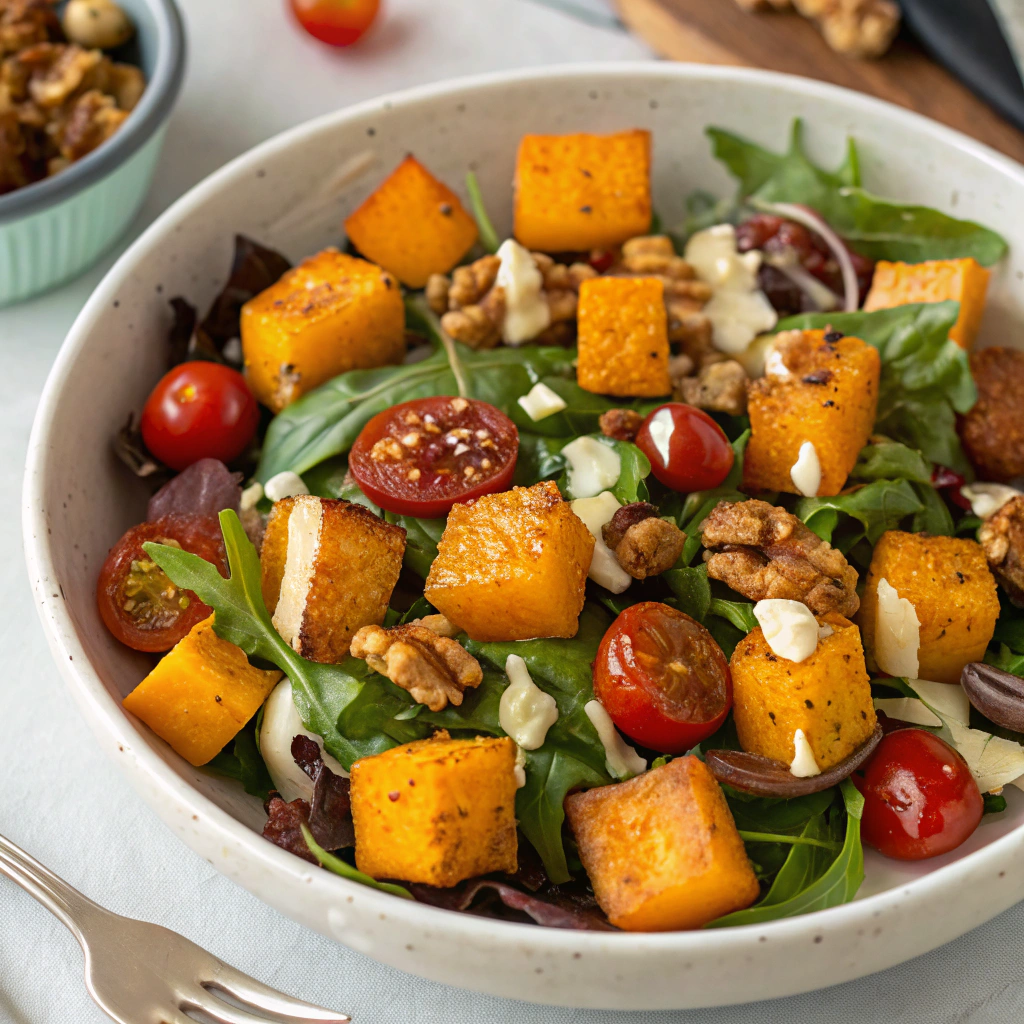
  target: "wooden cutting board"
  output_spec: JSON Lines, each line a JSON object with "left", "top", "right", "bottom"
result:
{"left": 615, "top": 0, "right": 1024, "bottom": 164}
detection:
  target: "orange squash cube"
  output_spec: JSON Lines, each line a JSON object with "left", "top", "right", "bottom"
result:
{"left": 565, "top": 757, "right": 759, "bottom": 931}
{"left": 424, "top": 481, "right": 594, "bottom": 641}
{"left": 731, "top": 614, "right": 876, "bottom": 771}
{"left": 240, "top": 248, "right": 405, "bottom": 412}
{"left": 744, "top": 329, "right": 880, "bottom": 496}
{"left": 123, "top": 616, "right": 282, "bottom": 767}
{"left": 576, "top": 276, "right": 671, "bottom": 397}
{"left": 351, "top": 733, "right": 518, "bottom": 886}
{"left": 864, "top": 258, "right": 990, "bottom": 350}
{"left": 860, "top": 531, "right": 1000, "bottom": 684}
{"left": 344, "top": 155, "right": 479, "bottom": 288}
{"left": 513, "top": 130, "right": 652, "bottom": 252}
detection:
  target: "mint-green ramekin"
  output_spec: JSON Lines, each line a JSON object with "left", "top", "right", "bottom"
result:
{"left": 0, "top": 0, "right": 186, "bottom": 307}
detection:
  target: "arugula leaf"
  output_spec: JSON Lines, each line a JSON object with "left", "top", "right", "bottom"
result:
{"left": 797, "top": 478, "right": 924, "bottom": 549}
{"left": 708, "top": 120, "right": 1007, "bottom": 265}
{"left": 301, "top": 825, "right": 413, "bottom": 899}
{"left": 465, "top": 171, "right": 499, "bottom": 254}
{"left": 464, "top": 604, "right": 613, "bottom": 884}
{"left": 708, "top": 780, "right": 864, "bottom": 927}
{"left": 851, "top": 441, "right": 932, "bottom": 483}
{"left": 206, "top": 719, "right": 274, "bottom": 801}
{"left": 775, "top": 302, "right": 975, "bottom": 473}
{"left": 707, "top": 598, "right": 758, "bottom": 634}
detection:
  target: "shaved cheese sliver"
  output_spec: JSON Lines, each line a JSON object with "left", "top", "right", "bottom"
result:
{"left": 872, "top": 696, "right": 942, "bottom": 728}
{"left": 874, "top": 578, "right": 920, "bottom": 679}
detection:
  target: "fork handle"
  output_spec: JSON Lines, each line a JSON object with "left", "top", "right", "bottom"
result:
{"left": 0, "top": 832, "right": 105, "bottom": 944}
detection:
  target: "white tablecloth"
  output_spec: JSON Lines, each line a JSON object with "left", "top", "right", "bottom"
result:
{"left": 2, "top": 2, "right": 1024, "bottom": 1020}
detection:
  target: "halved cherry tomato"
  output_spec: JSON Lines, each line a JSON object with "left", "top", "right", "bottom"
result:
{"left": 141, "top": 361, "right": 259, "bottom": 472}
{"left": 348, "top": 397, "right": 519, "bottom": 517}
{"left": 853, "top": 729, "right": 983, "bottom": 860}
{"left": 634, "top": 403, "right": 734, "bottom": 493}
{"left": 97, "top": 515, "right": 228, "bottom": 652}
{"left": 288, "top": 0, "right": 379, "bottom": 46}
{"left": 593, "top": 602, "right": 732, "bottom": 754}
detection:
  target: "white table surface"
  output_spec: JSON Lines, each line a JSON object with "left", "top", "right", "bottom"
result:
{"left": 3, "top": 1, "right": 1024, "bottom": 1021}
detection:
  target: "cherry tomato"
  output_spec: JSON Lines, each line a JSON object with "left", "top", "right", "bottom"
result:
{"left": 593, "top": 602, "right": 732, "bottom": 754}
{"left": 141, "top": 361, "right": 259, "bottom": 472}
{"left": 97, "top": 515, "right": 228, "bottom": 653}
{"left": 634, "top": 403, "right": 734, "bottom": 493}
{"left": 288, "top": 0, "right": 379, "bottom": 46}
{"left": 853, "top": 729, "right": 983, "bottom": 861}
{"left": 349, "top": 397, "right": 519, "bottom": 517}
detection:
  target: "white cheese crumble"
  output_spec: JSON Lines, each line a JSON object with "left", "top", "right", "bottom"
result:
{"left": 872, "top": 696, "right": 942, "bottom": 728}
{"left": 499, "top": 655, "right": 558, "bottom": 750}
{"left": 562, "top": 436, "right": 621, "bottom": 499}
{"left": 240, "top": 481, "right": 264, "bottom": 511}
{"left": 496, "top": 238, "right": 551, "bottom": 345}
{"left": 570, "top": 491, "right": 632, "bottom": 594}
{"left": 753, "top": 599, "right": 819, "bottom": 663}
{"left": 961, "top": 483, "right": 1022, "bottom": 520}
{"left": 517, "top": 382, "right": 567, "bottom": 421}
{"left": 790, "top": 441, "right": 821, "bottom": 498}
{"left": 684, "top": 224, "right": 778, "bottom": 355}
{"left": 789, "top": 728, "right": 821, "bottom": 778}
{"left": 874, "top": 577, "right": 920, "bottom": 679}
{"left": 264, "top": 470, "right": 309, "bottom": 502}
{"left": 584, "top": 700, "right": 647, "bottom": 780}
{"left": 259, "top": 678, "right": 348, "bottom": 802}
{"left": 646, "top": 407, "right": 675, "bottom": 468}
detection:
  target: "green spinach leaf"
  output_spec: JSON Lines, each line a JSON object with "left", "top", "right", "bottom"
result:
{"left": 851, "top": 441, "right": 932, "bottom": 483}
{"left": 206, "top": 719, "right": 274, "bottom": 801}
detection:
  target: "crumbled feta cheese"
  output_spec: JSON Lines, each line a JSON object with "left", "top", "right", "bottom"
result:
{"left": 517, "top": 382, "right": 567, "bottom": 421}
{"left": 513, "top": 745, "right": 527, "bottom": 788}
{"left": 240, "top": 481, "right": 264, "bottom": 511}
{"left": 684, "top": 224, "right": 778, "bottom": 354}
{"left": 260, "top": 678, "right": 347, "bottom": 802}
{"left": 872, "top": 697, "right": 942, "bottom": 728}
{"left": 961, "top": 483, "right": 1022, "bottom": 520}
{"left": 570, "top": 491, "right": 631, "bottom": 594}
{"left": 496, "top": 238, "right": 551, "bottom": 345}
{"left": 874, "top": 578, "right": 920, "bottom": 678}
{"left": 562, "top": 436, "right": 621, "bottom": 499}
{"left": 753, "top": 599, "right": 819, "bottom": 663}
{"left": 499, "top": 655, "right": 558, "bottom": 750}
{"left": 646, "top": 407, "right": 675, "bottom": 468}
{"left": 790, "top": 441, "right": 821, "bottom": 498}
{"left": 584, "top": 699, "right": 647, "bottom": 780}
{"left": 789, "top": 728, "right": 820, "bottom": 778}
{"left": 264, "top": 470, "right": 309, "bottom": 502}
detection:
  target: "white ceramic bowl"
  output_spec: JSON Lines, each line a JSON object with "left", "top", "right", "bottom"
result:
{"left": 23, "top": 64, "right": 1024, "bottom": 1011}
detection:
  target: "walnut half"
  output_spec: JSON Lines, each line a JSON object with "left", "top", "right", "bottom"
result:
{"left": 603, "top": 502, "right": 686, "bottom": 580}
{"left": 701, "top": 499, "right": 860, "bottom": 617}
{"left": 350, "top": 624, "right": 482, "bottom": 712}
{"left": 979, "top": 496, "right": 1024, "bottom": 608}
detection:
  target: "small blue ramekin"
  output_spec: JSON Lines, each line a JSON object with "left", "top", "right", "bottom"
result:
{"left": 0, "top": 0, "right": 186, "bottom": 307}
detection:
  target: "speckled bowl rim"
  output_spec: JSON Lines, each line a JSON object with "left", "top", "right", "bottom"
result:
{"left": 23, "top": 62, "right": 1024, "bottom": 1006}
{"left": 0, "top": 0, "right": 186, "bottom": 226}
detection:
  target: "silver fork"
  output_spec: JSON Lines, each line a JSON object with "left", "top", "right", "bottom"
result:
{"left": 0, "top": 832, "right": 350, "bottom": 1024}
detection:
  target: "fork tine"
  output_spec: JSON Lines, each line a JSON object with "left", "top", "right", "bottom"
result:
{"left": 181, "top": 996, "right": 279, "bottom": 1024}
{"left": 201, "top": 961, "right": 350, "bottom": 1023}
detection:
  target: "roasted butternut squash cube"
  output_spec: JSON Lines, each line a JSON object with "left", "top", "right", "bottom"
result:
{"left": 424, "top": 481, "right": 594, "bottom": 641}
{"left": 744, "top": 329, "right": 880, "bottom": 497}
{"left": 351, "top": 733, "right": 518, "bottom": 886}
{"left": 514, "top": 130, "right": 651, "bottom": 252}
{"left": 123, "top": 615, "right": 282, "bottom": 767}
{"left": 240, "top": 248, "right": 405, "bottom": 412}
{"left": 860, "top": 531, "right": 999, "bottom": 684}
{"left": 731, "top": 613, "right": 876, "bottom": 771}
{"left": 565, "top": 757, "right": 758, "bottom": 931}
{"left": 270, "top": 496, "right": 406, "bottom": 663}
{"left": 344, "top": 155, "right": 479, "bottom": 288}
{"left": 576, "top": 276, "right": 671, "bottom": 397}
{"left": 864, "top": 258, "right": 990, "bottom": 350}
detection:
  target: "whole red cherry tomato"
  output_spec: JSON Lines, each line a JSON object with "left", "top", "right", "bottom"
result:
{"left": 141, "top": 361, "right": 259, "bottom": 472}
{"left": 593, "top": 602, "right": 732, "bottom": 754}
{"left": 634, "top": 403, "right": 734, "bottom": 493}
{"left": 349, "top": 397, "right": 519, "bottom": 518}
{"left": 288, "top": 0, "right": 379, "bottom": 46}
{"left": 97, "top": 515, "right": 228, "bottom": 652}
{"left": 853, "top": 729, "right": 983, "bottom": 861}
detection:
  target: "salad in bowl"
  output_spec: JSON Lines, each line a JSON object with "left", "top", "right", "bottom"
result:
{"left": 94, "top": 116, "right": 1024, "bottom": 935}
